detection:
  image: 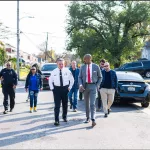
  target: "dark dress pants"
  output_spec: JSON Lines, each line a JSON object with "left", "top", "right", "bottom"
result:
{"left": 53, "top": 86, "right": 69, "bottom": 122}
{"left": 2, "top": 85, "right": 15, "bottom": 111}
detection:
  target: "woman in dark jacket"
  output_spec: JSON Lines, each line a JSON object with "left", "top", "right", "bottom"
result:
{"left": 25, "top": 66, "right": 42, "bottom": 113}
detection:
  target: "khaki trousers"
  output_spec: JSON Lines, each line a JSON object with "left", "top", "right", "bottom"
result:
{"left": 100, "top": 88, "right": 115, "bottom": 114}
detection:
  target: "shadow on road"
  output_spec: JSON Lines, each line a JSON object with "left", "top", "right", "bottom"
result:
{"left": 0, "top": 113, "right": 87, "bottom": 147}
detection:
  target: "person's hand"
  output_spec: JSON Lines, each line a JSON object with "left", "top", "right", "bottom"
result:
{"left": 13, "top": 85, "right": 16, "bottom": 89}
{"left": 80, "top": 85, "right": 85, "bottom": 92}
{"left": 25, "top": 88, "right": 28, "bottom": 92}
{"left": 97, "top": 86, "right": 100, "bottom": 91}
{"left": 68, "top": 88, "right": 70, "bottom": 92}
{"left": 40, "top": 88, "right": 42, "bottom": 91}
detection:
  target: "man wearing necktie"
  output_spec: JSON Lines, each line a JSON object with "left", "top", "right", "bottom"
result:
{"left": 79, "top": 54, "right": 102, "bottom": 127}
{"left": 49, "top": 58, "right": 74, "bottom": 126}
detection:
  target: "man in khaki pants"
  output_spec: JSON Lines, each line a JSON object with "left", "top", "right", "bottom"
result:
{"left": 100, "top": 62, "right": 118, "bottom": 118}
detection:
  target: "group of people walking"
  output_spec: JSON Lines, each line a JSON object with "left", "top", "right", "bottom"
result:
{"left": 0, "top": 53, "right": 118, "bottom": 128}
{"left": 49, "top": 54, "right": 118, "bottom": 127}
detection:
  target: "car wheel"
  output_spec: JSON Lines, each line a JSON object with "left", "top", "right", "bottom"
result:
{"left": 145, "top": 71, "right": 150, "bottom": 78}
{"left": 141, "top": 102, "right": 149, "bottom": 108}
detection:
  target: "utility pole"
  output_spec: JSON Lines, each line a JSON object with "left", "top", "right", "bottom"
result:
{"left": 45, "top": 32, "right": 48, "bottom": 62}
{"left": 17, "top": 0, "right": 20, "bottom": 80}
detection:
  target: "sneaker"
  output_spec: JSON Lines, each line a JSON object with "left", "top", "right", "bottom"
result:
{"left": 30, "top": 107, "right": 33, "bottom": 113}
{"left": 83, "top": 118, "right": 90, "bottom": 123}
{"left": 96, "top": 108, "right": 101, "bottom": 112}
{"left": 73, "top": 109, "right": 77, "bottom": 112}
{"left": 34, "top": 107, "right": 37, "bottom": 112}
{"left": 54, "top": 122, "right": 60, "bottom": 126}
{"left": 3, "top": 110, "right": 8, "bottom": 114}
{"left": 26, "top": 99, "right": 29, "bottom": 102}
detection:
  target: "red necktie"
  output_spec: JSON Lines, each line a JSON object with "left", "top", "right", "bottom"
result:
{"left": 88, "top": 64, "right": 91, "bottom": 83}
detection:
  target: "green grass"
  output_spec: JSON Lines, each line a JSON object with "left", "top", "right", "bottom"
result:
{"left": 20, "top": 68, "right": 30, "bottom": 80}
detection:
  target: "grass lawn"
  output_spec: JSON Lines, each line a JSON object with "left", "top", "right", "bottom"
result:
{"left": 20, "top": 68, "right": 29, "bottom": 80}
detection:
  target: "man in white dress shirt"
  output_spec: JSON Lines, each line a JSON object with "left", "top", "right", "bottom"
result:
{"left": 49, "top": 58, "right": 74, "bottom": 126}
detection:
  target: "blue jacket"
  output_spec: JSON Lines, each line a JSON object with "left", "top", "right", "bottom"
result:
{"left": 25, "top": 73, "right": 42, "bottom": 90}
{"left": 100, "top": 70, "right": 118, "bottom": 90}
{"left": 69, "top": 67, "right": 80, "bottom": 89}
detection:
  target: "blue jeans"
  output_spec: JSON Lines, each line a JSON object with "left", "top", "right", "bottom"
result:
{"left": 29, "top": 90, "right": 39, "bottom": 108}
{"left": 68, "top": 88, "right": 78, "bottom": 109}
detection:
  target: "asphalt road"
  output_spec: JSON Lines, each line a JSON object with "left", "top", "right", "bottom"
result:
{"left": 0, "top": 82, "right": 150, "bottom": 149}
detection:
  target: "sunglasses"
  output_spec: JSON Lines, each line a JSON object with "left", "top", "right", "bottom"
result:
{"left": 31, "top": 69, "right": 36, "bottom": 70}
{"left": 7, "top": 65, "right": 10, "bottom": 66}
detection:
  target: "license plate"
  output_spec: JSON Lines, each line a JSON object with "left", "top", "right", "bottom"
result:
{"left": 128, "top": 87, "right": 135, "bottom": 91}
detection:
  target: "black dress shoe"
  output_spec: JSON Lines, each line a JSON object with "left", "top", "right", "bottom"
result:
{"left": 83, "top": 118, "right": 90, "bottom": 123}
{"left": 63, "top": 118, "right": 68, "bottom": 122}
{"left": 70, "top": 104, "right": 72, "bottom": 109}
{"left": 3, "top": 110, "right": 8, "bottom": 114}
{"left": 10, "top": 108, "right": 13, "bottom": 112}
{"left": 104, "top": 114, "right": 108, "bottom": 118}
{"left": 54, "top": 122, "right": 60, "bottom": 126}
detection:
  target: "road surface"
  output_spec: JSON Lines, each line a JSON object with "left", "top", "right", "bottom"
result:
{"left": 0, "top": 81, "right": 150, "bottom": 149}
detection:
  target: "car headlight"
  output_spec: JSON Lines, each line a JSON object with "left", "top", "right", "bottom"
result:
{"left": 146, "top": 85, "right": 150, "bottom": 91}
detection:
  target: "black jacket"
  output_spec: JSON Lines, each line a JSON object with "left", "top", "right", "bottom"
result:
{"left": 0, "top": 68, "right": 17, "bottom": 86}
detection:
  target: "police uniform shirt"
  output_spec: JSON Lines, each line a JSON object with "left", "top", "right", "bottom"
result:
{"left": 49, "top": 67, "right": 74, "bottom": 90}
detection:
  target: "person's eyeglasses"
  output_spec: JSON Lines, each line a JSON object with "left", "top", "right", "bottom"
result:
{"left": 104, "top": 65, "right": 109, "bottom": 68}
{"left": 31, "top": 69, "right": 35, "bottom": 70}
{"left": 101, "top": 63, "right": 104, "bottom": 66}
{"left": 7, "top": 65, "right": 10, "bottom": 66}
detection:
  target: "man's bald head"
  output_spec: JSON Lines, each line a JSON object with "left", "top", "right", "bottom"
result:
{"left": 83, "top": 54, "right": 92, "bottom": 64}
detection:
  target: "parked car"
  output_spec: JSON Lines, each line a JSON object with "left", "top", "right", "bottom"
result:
{"left": 115, "top": 60, "right": 150, "bottom": 78}
{"left": 115, "top": 71, "right": 150, "bottom": 108}
{"left": 41, "top": 63, "right": 57, "bottom": 89}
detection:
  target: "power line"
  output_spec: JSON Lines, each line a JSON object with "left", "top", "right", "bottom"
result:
{"left": 21, "top": 32, "right": 39, "bottom": 50}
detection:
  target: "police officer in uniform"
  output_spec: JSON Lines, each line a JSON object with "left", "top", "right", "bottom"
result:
{"left": 0, "top": 62, "right": 17, "bottom": 114}
{"left": 49, "top": 58, "right": 74, "bottom": 126}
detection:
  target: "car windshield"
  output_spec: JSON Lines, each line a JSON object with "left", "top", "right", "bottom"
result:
{"left": 119, "top": 64, "right": 127, "bottom": 69}
{"left": 117, "top": 72, "right": 144, "bottom": 81}
{"left": 41, "top": 64, "right": 57, "bottom": 71}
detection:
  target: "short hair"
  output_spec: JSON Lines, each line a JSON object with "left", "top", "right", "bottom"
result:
{"left": 56, "top": 58, "right": 64, "bottom": 62}
{"left": 6, "top": 61, "right": 11, "bottom": 66}
{"left": 100, "top": 59, "right": 106, "bottom": 63}
{"left": 104, "top": 62, "right": 110, "bottom": 66}
{"left": 83, "top": 54, "right": 92, "bottom": 60}
{"left": 72, "top": 60, "right": 76, "bottom": 63}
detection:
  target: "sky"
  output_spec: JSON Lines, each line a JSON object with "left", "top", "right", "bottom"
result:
{"left": 0, "top": 1, "right": 71, "bottom": 54}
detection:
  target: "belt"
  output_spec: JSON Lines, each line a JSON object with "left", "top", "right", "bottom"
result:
{"left": 54, "top": 85, "right": 69, "bottom": 88}
{"left": 85, "top": 82, "right": 95, "bottom": 84}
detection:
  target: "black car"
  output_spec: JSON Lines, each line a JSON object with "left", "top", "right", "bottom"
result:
{"left": 115, "top": 71, "right": 150, "bottom": 108}
{"left": 116, "top": 60, "right": 150, "bottom": 78}
{"left": 41, "top": 63, "right": 58, "bottom": 89}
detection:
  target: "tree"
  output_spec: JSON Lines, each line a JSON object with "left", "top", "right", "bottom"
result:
{"left": 66, "top": 1, "right": 150, "bottom": 67}
{"left": 0, "top": 41, "right": 7, "bottom": 67}
{"left": 38, "top": 42, "right": 55, "bottom": 62}
{"left": 0, "top": 22, "right": 11, "bottom": 39}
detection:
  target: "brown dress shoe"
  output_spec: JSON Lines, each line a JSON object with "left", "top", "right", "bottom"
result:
{"left": 92, "top": 121, "right": 96, "bottom": 127}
